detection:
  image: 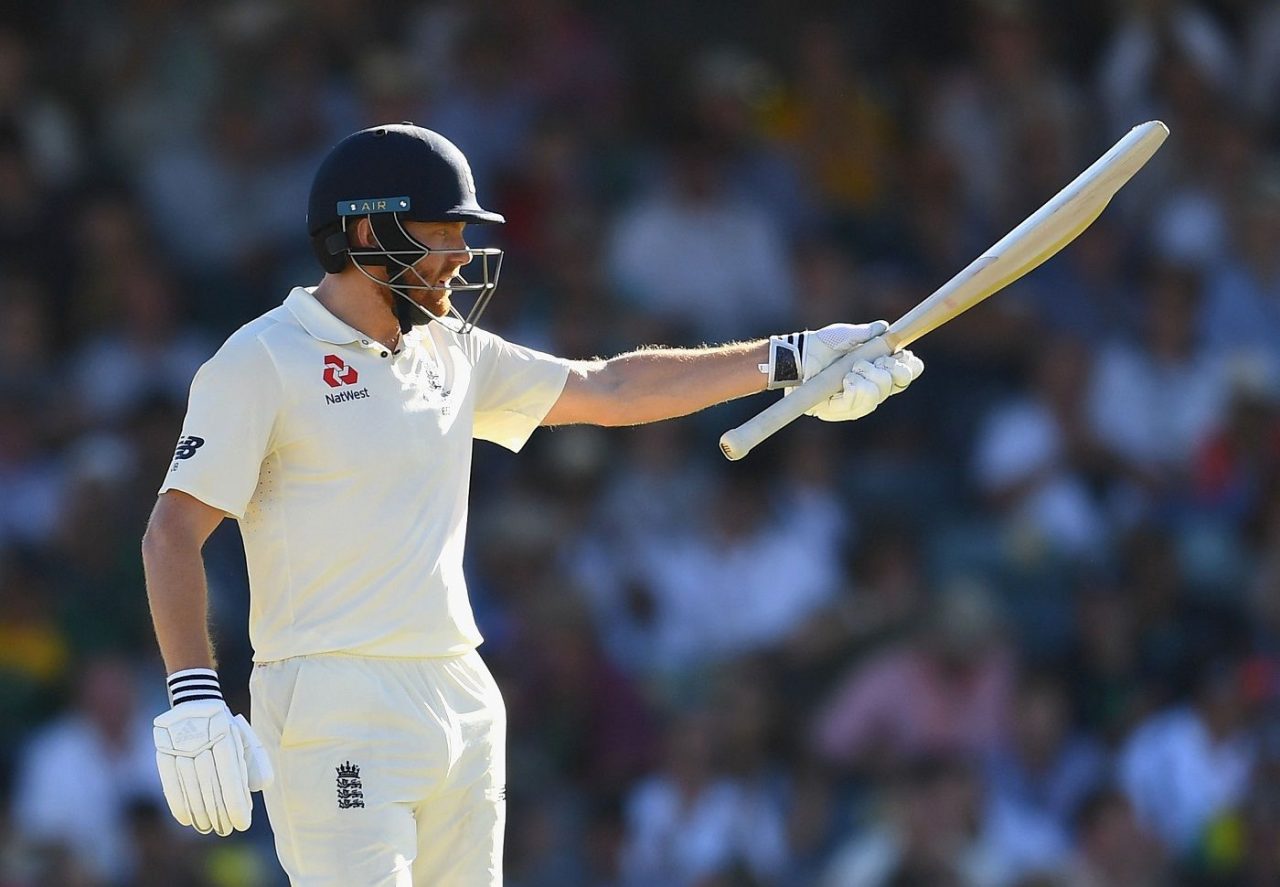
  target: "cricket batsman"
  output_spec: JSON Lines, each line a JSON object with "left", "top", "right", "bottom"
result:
{"left": 142, "top": 123, "right": 923, "bottom": 886}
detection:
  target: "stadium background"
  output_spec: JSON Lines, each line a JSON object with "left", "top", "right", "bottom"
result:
{"left": 2, "top": 0, "right": 1279, "bottom": 884}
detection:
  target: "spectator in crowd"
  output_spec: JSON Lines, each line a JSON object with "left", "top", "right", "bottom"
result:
{"left": 984, "top": 670, "right": 1109, "bottom": 834}
{"left": 686, "top": 46, "right": 817, "bottom": 239}
{"left": 70, "top": 263, "right": 213, "bottom": 428}
{"left": 0, "top": 27, "right": 81, "bottom": 187}
{"left": 1096, "top": 0, "right": 1238, "bottom": 138}
{"left": 10, "top": 655, "right": 164, "bottom": 884}
{"left": 1202, "top": 164, "right": 1280, "bottom": 367}
{"left": 781, "top": 518, "right": 929, "bottom": 713}
{"left": 928, "top": 0, "right": 1084, "bottom": 222}
{"left": 620, "top": 470, "right": 840, "bottom": 682}
{"left": 973, "top": 336, "right": 1112, "bottom": 558}
{"left": 1192, "top": 352, "right": 1280, "bottom": 534}
{"left": 0, "top": 550, "right": 68, "bottom": 762}
{"left": 0, "top": 276, "right": 62, "bottom": 404}
{"left": 1119, "top": 655, "right": 1259, "bottom": 854}
{"left": 821, "top": 754, "right": 1066, "bottom": 887}
{"left": 619, "top": 707, "right": 788, "bottom": 887}
{"left": 1065, "top": 788, "right": 1170, "bottom": 887}
{"left": 812, "top": 579, "right": 1015, "bottom": 771}
{"left": 607, "top": 121, "right": 795, "bottom": 341}
{"left": 763, "top": 22, "right": 897, "bottom": 232}
{"left": 1088, "top": 260, "right": 1225, "bottom": 500}
{"left": 0, "top": 388, "right": 66, "bottom": 552}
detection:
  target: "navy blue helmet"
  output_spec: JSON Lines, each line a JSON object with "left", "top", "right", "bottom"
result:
{"left": 307, "top": 123, "right": 504, "bottom": 332}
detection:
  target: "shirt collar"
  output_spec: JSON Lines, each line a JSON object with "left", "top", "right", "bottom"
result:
{"left": 284, "top": 287, "right": 364, "bottom": 345}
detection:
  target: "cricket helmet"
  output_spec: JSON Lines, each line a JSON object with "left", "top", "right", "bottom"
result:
{"left": 307, "top": 123, "right": 504, "bottom": 332}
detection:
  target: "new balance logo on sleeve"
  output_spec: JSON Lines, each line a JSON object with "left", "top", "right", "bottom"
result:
{"left": 173, "top": 436, "right": 205, "bottom": 460}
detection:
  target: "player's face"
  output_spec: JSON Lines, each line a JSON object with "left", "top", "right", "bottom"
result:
{"left": 404, "top": 220, "right": 471, "bottom": 315}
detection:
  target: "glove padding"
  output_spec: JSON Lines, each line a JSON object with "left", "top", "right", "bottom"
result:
{"left": 153, "top": 699, "right": 274, "bottom": 836}
{"left": 765, "top": 321, "right": 891, "bottom": 389}
{"left": 796, "top": 350, "right": 924, "bottom": 422}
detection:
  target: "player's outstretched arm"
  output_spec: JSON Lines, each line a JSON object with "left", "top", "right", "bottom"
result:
{"left": 541, "top": 322, "right": 922, "bottom": 428}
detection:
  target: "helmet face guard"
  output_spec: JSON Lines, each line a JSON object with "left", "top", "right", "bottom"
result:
{"left": 339, "top": 202, "right": 503, "bottom": 334}
{"left": 308, "top": 125, "right": 509, "bottom": 334}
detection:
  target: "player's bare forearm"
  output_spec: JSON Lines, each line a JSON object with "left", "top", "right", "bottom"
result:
{"left": 543, "top": 340, "right": 770, "bottom": 427}
{"left": 142, "top": 491, "right": 226, "bottom": 672}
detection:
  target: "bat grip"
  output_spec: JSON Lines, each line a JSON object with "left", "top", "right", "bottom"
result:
{"left": 719, "top": 336, "right": 894, "bottom": 460}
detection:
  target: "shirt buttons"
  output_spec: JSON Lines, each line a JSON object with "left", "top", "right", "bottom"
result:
{"left": 381, "top": 351, "right": 389, "bottom": 358}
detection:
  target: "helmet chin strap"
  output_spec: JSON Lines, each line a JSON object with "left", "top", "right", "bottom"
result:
{"left": 393, "top": 290, "right": 418, "bottom": 334}
{"left": 392, "top": 286, "right": 438, "bottom": 333}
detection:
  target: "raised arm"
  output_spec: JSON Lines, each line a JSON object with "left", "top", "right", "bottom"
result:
{"left": 542, "top": 341, "right": 769, "bottom": 427}
{"left": 541, "top": 322, "right": 923, "bottom": 428}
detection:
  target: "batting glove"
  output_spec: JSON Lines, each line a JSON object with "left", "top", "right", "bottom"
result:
{"left": 802, "top": 350, "right": 924, "bottom": 422}
{"left": 153, "top": 669, "right": 274, "bottom": 836}
{"left": 763, "top": 321, "right": 890, "bottom": 389}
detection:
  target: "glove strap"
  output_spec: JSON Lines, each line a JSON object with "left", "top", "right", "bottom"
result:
{"left": 762, "top": 332, "right": 806, "bottom": 389}
{"left": 167, "top": 668, "right": 223, "bottom": 706}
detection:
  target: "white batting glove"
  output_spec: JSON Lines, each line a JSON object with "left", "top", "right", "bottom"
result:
{"left": 153, "top": 669, "right": 273, "bottom": 836}
{"left": 763, "top": 321, "right": 890, "bottom": 389}
{"left": 802, "top": 350, "right": 924, "bottom": 422}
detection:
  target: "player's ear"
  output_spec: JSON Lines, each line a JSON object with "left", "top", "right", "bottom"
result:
{"left": 350, "top": 217, "right": 375, "bottom": 249}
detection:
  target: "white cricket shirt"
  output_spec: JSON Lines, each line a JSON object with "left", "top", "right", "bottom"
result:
{"left": 160, "top": 287, "right": 570, "bottom": 661}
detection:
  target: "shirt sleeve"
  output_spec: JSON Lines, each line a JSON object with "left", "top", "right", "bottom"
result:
{"left": 158, "top": 334, "right": 282, "bottom": 519}
{"left": 469, "top": 328, "right": 570, "bottom": 452}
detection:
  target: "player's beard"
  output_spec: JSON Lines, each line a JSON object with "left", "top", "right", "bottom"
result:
{"left": 392, "top": 288, "right": 435, "bottom": 332}
{"left": 388, "top": 263, "right": 452, "bottom": 332}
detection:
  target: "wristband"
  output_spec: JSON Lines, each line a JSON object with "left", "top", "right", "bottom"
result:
{"left": 167, "top": 668, "right": 223, "bottom": 706}
{"left": 762, "top": 332, "right": 806, "bottom": 389}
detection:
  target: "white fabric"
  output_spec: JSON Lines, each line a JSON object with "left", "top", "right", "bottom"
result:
{"left": 12, "top": 714, "right": 164, "bottom": 882}
{"left": 1098, "top": 5, "right": 1237, "bottom": 135}
{"left": 634, "top": 520, "right": 839, "bottom": 669}
{"left": 72, "top": 330, "right": 212, "bottom": 423}
{"left": 608, "top": 190, "right": 793, "bottom": 338}
{"left": 249, "top": 651, "right": 506, "bottom": 887}
{"left": 1119, "top": 706, "right": 1255, "bottom": 851}
{"left": 1087, "top": 341, "right": 1225, "bottom": 469}
{"left": 621, "top": 776, "right": 787, "bottom": 886}
{"left": 160, "top": 287, "right": 570, "bottom": 661}
{"left": 973, "top": 399, "right": 1106, "bottom": 555}
{"left": 153, "top": 699, "right": 273, "bottom": 836}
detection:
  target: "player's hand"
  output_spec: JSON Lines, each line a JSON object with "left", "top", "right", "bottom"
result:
{"left": 153, "top": 670, "right": 273, "bottom": 836}
{"left": 801, "top": 350, "right": 924, "bottom": 422}
{"left": 764, "top": 321, "right": 890, "bottom": 389}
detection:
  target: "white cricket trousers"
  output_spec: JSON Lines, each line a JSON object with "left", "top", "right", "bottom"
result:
{"left": 249, "top": 651, "right": 507, "bottom": 886}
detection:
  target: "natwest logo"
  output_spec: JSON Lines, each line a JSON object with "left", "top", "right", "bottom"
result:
{"left": 323, "top": 354, "right": 359, "bottom": 388}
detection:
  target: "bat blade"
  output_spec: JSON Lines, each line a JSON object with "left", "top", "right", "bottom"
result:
{"left": 719, "top": 120, "right": 1169, "bottom": 461}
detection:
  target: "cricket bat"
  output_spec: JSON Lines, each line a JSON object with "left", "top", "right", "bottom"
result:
{"left": 719, "top": 120, "right": 1170, "bottom": 461}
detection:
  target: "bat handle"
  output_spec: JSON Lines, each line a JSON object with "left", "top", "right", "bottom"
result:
{"left": 719, "top": 336, "right": 894, "bottom": 460}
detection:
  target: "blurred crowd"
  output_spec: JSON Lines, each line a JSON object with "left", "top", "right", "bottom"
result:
{"left": 2, "top": 0, "right": 1280, "bottom": 885}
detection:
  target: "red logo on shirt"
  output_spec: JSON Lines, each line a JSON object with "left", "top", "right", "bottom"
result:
{"left": 322, "top": 354, "right": 359, "bottom": 388}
